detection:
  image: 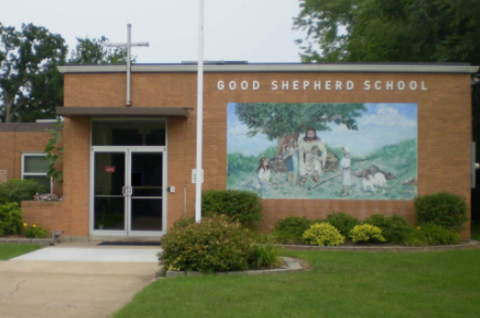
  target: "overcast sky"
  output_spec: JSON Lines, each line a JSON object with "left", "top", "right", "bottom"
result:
{"left": 1, "top": 0, "right": 304, "bottom": 63}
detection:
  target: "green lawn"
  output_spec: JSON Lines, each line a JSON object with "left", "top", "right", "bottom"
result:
{"left": 0, "top": 244, "right": 41, "bottom": 260}
{"left": 114, "top": 249, "right": 480, "bottom": 318}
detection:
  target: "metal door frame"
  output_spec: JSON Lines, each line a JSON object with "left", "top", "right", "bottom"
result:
{"left": 89, "top": 146, "right": 167, "bottom": 237}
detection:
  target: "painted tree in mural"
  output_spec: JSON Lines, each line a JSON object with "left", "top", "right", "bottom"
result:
{"left": 235, "top": 103, "right": 366, "bottom": 155}
{"left": 0, "top": 23, "right": 67, "bottom": 123}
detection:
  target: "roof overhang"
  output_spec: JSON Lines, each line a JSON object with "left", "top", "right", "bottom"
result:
{"left": 56, "top": 107, "right": 191, "bottom": 118}
{"left": 57, "top": 63, "right": 480, "bottom": 74}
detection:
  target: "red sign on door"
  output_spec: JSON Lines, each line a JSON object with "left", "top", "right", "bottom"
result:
{"left": 105, "top": 166, "right": 116, "bottom": 173}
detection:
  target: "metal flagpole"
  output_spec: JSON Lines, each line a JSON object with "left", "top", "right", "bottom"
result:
{"left": 195, "top": 0, "right": 204, "bottom": 223}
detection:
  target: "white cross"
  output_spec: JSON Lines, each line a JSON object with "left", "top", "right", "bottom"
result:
{"left": 108, "top": 24, "right": 149, "bottom": 106}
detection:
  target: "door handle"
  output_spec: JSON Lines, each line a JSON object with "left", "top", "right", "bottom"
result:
{"left": 122, "top": 186, "right": 133, "bottom": 196}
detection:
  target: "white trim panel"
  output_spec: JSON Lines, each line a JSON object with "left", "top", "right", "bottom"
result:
{"left": 58, "top": 64, "right": 479, "bottom": 74}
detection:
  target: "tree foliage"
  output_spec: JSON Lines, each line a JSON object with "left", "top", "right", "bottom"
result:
{"left": 0, "top": 23, "right": 67, "bottom": 122}
{"left": 69, "top": 36, "right": 129, "bottom": 64}
{"left": 294, "top": 0, "right": 480, "bottom": 65}
{"left": 235, "top": 102, "right": 366, "bottom": 141}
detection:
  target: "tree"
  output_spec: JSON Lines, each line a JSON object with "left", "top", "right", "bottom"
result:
{"left": 0, "top": 23, "right": 67, "bottom": 122}
{"left": 235, "top": 103, "right": 366, "bottom": 155}
{"left": 294, "top": 0, "right": 480, "bottom": 65}
{"left": 69, "top": 36, "right": 129, "bottom": 64}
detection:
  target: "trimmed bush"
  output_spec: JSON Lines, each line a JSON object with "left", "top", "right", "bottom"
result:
{"left": 325, "top": 212, "right": 359, "bottom": 237}
{"left": 364, "top": 214, "right": 413, "bottom": 244}
{"left": 24, "top": 223, "right": 50, "bottom": 238}
{"left": 172, "top": 217, "right": 195, "bottom": 230}
{"left": 0, "top": 202, "right": 23, "bottom": 236}
{"left": 202, "top": 190, "right": 263, "bottom": 230}
{"left": 405, "top": 224, "right": 461, "bottom": 246}
{"left": 160, "top": 215, "right": 255, "bottom": 272}
{"left": 273, "top": 216, "right": 313, "bottom": 244}
{"left": 303, "top": 223, "right": 345, "bottom": 246}
{"left": 0, "top": 179, "right": 47, "bottom": 205}
{"left": 349, "top": 224, "right": 386, "bottom": 243}
{"left": 414, "top": 192, "right": 468, "bottom": 231}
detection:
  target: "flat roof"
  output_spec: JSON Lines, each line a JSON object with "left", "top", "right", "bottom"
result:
{"left": 0, "top": 123, "right": 57, "bottom": 132}
{"left": 58, "top": 63, "right": 479, "bottom": 74}
{"left": 56, "top": 107, "right": 191, "bottom": 118}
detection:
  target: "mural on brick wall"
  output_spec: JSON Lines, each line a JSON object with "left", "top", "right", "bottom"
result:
{"left": 227, "top": 103, "right": 418, "bottom": 200}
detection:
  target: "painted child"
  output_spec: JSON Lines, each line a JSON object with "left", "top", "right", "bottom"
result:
{"left": 340, "top": 147, "right": 352, "bottom": 196}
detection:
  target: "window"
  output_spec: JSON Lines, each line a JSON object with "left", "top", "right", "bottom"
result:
{"left": 21, "top": 153, "right": 52, "bottom": 193}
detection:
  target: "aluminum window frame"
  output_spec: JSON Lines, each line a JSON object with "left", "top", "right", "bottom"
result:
{"left": 21, "top": 152, "right": 53, "bottom": 194}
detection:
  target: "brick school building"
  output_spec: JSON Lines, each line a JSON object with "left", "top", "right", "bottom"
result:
{"left": 2, "top": 62, "right": 477, "bottom": 240}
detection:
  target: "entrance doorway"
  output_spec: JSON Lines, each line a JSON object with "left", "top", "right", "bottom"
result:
{"left": 90, "top": 148, "right": 166, "bottom": 236}
{"left": 89, "top": 119, "right": 167, "bottom": 237}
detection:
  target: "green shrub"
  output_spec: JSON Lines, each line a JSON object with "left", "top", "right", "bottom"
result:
{"left": 414, "top": 192, "right": 468, "bottom": 231}
{"left": 172, "top": 217, "right": 195, "bottom": 230}
{"left": 0, "top": 179, "right": 48, "bottom": 205}
{"left": 405, "top": 224, "right": 461, "bottom": 246}
{"left": 160, "top": 215, "right": 255, "bottom": 272}
{"left": 303, "top": 223, "right": 345, "bottom": 246}
{"left": 0, "top": 202, "right": 23, "bottom": 236}
{"left": 24, "top": 223, "right": 50, "bottom": 238}
{"left": 364, "top": 214, "right": 413, "bottom": 244}
{"left": 349, "top": 224, "right": 386, "bottom": 243}
{"left": 250, "top": 244, "right": 283, "bottom": 269}
{"left": 202, "top": 190, "right": 263, "bottom": 230}
{"left": 325, "top": 212, "right": 359, "bottom": 237}
{"left": 273, "top": 216, "right": 313, "bottom": 244}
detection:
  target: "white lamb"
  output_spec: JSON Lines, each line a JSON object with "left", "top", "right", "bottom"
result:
{"left": 362, "top": 172, "right": 387, "bottom": 193}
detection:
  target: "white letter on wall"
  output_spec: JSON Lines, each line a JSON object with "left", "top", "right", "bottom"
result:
{"left": 409, "top": 81, "right": 417, "bottom": 91}
{"left": 293, "top": 80, "right": 299, "bottom": 90}
{"left": 346, "top": 81, "right": 354, "bottom": 90}
{"left": 325, "top": 81, "right": 331, "bottom": 90}
{"left": 364, "top": 80, "right": 371, "bottom": 90}
{"left": 241, "top": 81, "right": 249, "bottom": 90}
{"left": 271, "top": 81, "right": 278, "bottom": 91}
{"left": 421, "top": 81, "right": 428, "bottom": 91}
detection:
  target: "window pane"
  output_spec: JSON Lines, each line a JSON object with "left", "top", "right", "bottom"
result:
{"left": 24, "top": 176, "right": 51, "bottom": 193}
{"left": 92, "top": 120, "right": 166, "bottom": 146}
{"left": 24, "top": 156, "right": 49, "bottom": 173}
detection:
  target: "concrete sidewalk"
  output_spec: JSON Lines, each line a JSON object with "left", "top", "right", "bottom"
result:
{"left": 0, "top": 243, "right": 162, "bottom": 318}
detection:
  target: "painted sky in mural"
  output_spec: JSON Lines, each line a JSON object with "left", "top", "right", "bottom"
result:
{"left": 227, "top": 103, "right": 418, "bottom": 200}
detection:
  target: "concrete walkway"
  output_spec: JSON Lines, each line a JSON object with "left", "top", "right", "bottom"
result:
{"left": 0, "top": 243, "right": 162, "bottom": 318}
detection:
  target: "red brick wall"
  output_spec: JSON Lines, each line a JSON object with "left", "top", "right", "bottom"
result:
{"left": 22, "top": 201, "right": 69, "bottom": 234}
{"left": 0, "top": 130, "right": 62, "bottom": 196}
{"left": 61, "top": 71, "right": 472, "bottom": 239}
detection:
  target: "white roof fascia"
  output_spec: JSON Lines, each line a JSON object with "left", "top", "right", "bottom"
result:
{"left": 58, "top": 64, "right": 479, "bottom": 74}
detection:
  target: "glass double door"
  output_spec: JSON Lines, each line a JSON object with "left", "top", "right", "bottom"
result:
{"left": 91, "top": 147, "right": 165, "bottom": 236}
